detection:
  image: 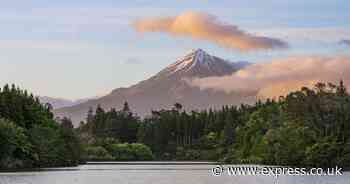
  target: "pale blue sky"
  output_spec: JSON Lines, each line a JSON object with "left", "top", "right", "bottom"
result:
{"left": 0, "top": 0, "right": 349, "bottom": 99}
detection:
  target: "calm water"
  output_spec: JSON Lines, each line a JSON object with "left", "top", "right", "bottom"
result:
{"left": 0, "top": 162, "right": 348, "bottom": 184}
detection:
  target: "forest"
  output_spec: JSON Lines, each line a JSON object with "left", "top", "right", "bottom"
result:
{"left": 1, "top": 81, "right": 350, "bottom": 169}
{"left": 0, "top": 84, "right": 82, "bottom": 169}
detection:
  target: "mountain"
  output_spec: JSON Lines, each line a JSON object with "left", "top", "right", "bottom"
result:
{"left": 39, "top": 96, "right": 94, "bottom": 109}
{"left": 54, "top": 49, "right": 255, "bottom": 126}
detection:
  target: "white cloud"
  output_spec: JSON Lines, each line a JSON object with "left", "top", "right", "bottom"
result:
{"left": 190, "top": 55, "right": 350, "bottom": 98}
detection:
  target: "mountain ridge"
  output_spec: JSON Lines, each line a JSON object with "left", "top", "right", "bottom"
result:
{"left": 39, "top": 96, "right": 95, "bottom": 109}
{"left": 53, "top": 49, "right": 255, "bottom": 126}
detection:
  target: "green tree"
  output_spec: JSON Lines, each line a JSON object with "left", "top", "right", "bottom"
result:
{"left": 0, "top": 119, "right": 31, "bottom": 169}
{"left": 221, "top": 114, "right": 235, "bottom": 147}
{"left": 0, "top": 84, "right": 83, "bottom": 169}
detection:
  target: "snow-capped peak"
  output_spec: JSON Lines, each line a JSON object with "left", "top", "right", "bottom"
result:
{"left": 155, "top": 48, "right": 247, "bottom": 79}
{"left": 166, "top": 48, "right": 214, "bottom": 74}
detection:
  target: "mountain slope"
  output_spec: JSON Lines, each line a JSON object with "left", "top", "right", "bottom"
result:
{"left": 54, "top": 49, "right": 255, "bottom": 125}
{"left": 39, "top": 96, "right": 97, "bottom": 109}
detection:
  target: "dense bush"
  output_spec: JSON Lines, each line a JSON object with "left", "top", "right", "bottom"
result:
{"left": 108, "top": 143, "right": 153, "bottom": 161}
{"left": 84, "top": 142, "right": 154, "bottom": 161}
{"left": 85, "top": 146, "right": 113, "bottom": 161}
{"left": 130, "top": 143, "right": 154, "bottom": 161}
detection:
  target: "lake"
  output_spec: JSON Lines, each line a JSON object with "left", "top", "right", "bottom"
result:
{"left": 0, "top": 162, "right": 349, "bottom": 184}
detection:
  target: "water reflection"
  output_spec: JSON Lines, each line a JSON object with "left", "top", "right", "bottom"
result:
{"left": 0, "top": 163, "right": 348, "bottom": 184}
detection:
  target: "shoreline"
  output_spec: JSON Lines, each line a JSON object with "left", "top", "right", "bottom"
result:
{"left": 1, "top": 162, "right": 349, "bottom": 173}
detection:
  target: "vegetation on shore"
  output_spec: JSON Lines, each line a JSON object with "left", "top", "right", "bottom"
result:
{"left": 80, "top": 81, "right": 350, "bottom": 168}
{"left": 1, "top": 81, "right": 350, "bottom": 169}
{"left": 0, "top": 84, "right": 82, "bottom": 169}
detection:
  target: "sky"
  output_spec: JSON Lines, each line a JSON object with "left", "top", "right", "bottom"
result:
{"left": 0, "top": 0, "right": 349, "bottom": 99}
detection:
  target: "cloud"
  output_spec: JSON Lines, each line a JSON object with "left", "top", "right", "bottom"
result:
{"left": 340, "top": 39, "right": 350, "bottom": 46}
{"left": 133, "top": 11, "right": 288, "bottom": 51}
{"left": 190, "top": 55, "right": 350, "bottom": 99}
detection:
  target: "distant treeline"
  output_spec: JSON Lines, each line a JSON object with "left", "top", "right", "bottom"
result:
{"left": 79, "top": 81, "right": 350, "bottom": 168}
{"left": 1, "top": 81, "right": 350, "bottom": 169}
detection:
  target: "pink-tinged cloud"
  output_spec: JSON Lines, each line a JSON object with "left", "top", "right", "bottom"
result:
{"left": 133, "top": 12, "right": 287, "bottom": 51}
{"left": 190, "top": 55, "right": 350, "bottom": 98}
